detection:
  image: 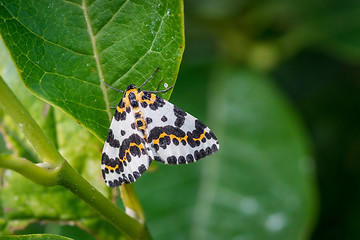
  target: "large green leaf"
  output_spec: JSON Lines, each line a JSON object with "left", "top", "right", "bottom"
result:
{"left": 0, "top": 0, "right": 184, "bottom": 140}
{"left": 136, "top": 67, "right": 316, "bottom": 239}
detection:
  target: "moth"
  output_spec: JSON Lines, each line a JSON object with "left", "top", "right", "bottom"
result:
{"left": 102, "top": 68, "right": 219, "bottom": 187}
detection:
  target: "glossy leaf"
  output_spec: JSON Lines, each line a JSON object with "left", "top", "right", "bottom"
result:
{"left": 0, "top": 0, "right": 184, "bottom": 140}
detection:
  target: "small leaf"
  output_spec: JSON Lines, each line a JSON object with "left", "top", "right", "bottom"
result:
{"left": 42, "top": 105, "right": 58, "bottom": 149}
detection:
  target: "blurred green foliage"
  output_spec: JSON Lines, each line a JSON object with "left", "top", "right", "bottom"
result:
{"left": 179, "top": 0, "right": 360, "bottom": 239}
{"left": 0, "top": 0, "right": 359, "bottom": 239}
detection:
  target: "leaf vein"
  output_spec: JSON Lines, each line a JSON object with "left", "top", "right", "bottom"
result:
{"left": 2, "top": 4, "right": 92, "bottom": 57}
{"left": 113, "top": 0, "right": 169, "bottom": 86}
{"left": 95, "top": 0, "right": 130, "bottom": 37}
{"left": 82, "top": 0, "right": 112, "bottom": 120}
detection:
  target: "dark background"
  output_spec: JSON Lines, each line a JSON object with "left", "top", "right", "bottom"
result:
{"left": 176, "top": 0, "right": 360, "bottom": 239}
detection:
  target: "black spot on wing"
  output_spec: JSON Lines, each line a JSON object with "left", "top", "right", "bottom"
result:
{"left": 114, "top": 100, "right": 126, "bottom": 121}
{"left": 119, "top": 133, "right": 144, "bottom": 160}
{"left": 199, "top": 149, "right": 206, "bottom": 158}
{"left": 174, "top": 106, "right": 187, "bottom": 128}
{"left": 146, "top": 117, "right": 152, "bottom": 124}
{"left": 153, "top": 143, "right": 159, "bottom": 151}
{"left": 186, "top": 154, "right": 194, "bottom": 163}
{"left": 126, "top": 152, "right": 131, "bottom": 162}
{"left": 108, "top": 180, "right": 115, "bottom": 187}
{"left": 167, "top": 155, "right": 177, "bottom": 164}
{"left": 172, "top": 138, "right": 179, "bottom": 145}
{"left": 106, "top": 129, "right": 120, "bottom": 148}
{"left": 130, "top": 145, "right": 141, "bottom": 157}
{"left": 147, "top": 94, "right": 165, "bottom": 111}
{"left": 118, "top": 160, "right": 124, "bottom": 172}
{"left": 156, "top": 95, "right": 165, "bottom": 107}
{"left": 138, "top": 164, "right": 146, "bottom": 174}
{"left": 113, "top": 179, "right": 120, "bottom": 186}
{"left": 101, "top": 152, "right": 109, "bottom": 165}
{"left": 154, "top": 156, "right": 165, "bottom": 163}
{"left": 128, "top": 92, "right": 139, "bottom": 108}
{"left": 137, "top": 120, "right": 143, "bottom": 127}
{"left": 143, "top": 92, "right": 152, "bottom": 99}
{"left": 114, "top": 109, "right": 126, "bottom": 121}
{"left": 135, "top": 112, "right": 141, "bottom": 119}
{"left": 211, "top": 143, "right": 219, "bottom": 152}
{"left": 133, "top": 171, "right": 140, "bottom": 179}
{"left": 194, "top": 150, "right": 201, "bottom": 160}
{"left": 178, "top": 156, "right": 186, "bottom": 164}
{"left": 122, "top": 174, "right": 130, "bottom": 184}
{"left": 195, "top": 119, "right": 206, "bottom": 131}
{"left": 205, "top": 132, "right": 211, "bottom": 139}
{"left": 209, "top": 131, "right": 217, "bottom": 140}
{"left": 141, "top": 101, "right": 148, "bottom": 108}
{"left": 159, "top": 135, "right": 171, "bottom": 149}
{"left": 128, "top": 174, "right": 134, "bottom": 183}
{"left": 149, "top": 103, "right": 158, "bottom": 110}
{"left": 148, "top": 126, "right": 186, "bottom": 142}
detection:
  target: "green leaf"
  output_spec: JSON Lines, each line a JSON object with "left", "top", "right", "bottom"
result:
{"left": 136, "top": 67, "right": 316, "bottom": 239}
{"left": 0, "top": 0, "right": 185, "bottom": 140}
{"left": 42, "top": 106, "right": 58, "bottom": 149}
{"left": 0, "top": 234, "right": 73, "bottom": 240}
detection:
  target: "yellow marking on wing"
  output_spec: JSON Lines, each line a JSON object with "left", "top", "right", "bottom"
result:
{"left": 105, "top": 142, "right": 145, "bottom": 172}
{"left": 120, "top": 142, "right": 145, "bottom": 162}
{"left": 138, "top": 91, "right": 157, "bottom": 105}
{"left": 116, "top": 96, "right": 130, "bottom": 113}
{"left": 193, "top": 131, "right": 207, "bottom": 142}
{"left": 152, "top": 130, "right": 207, "bottom": 145}
{"left": 106, "top": 165, "right": 118, "bottom": 171}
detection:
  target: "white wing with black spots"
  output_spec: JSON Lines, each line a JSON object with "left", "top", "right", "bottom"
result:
{"left": 139, "top": 92, "right": 219, "bottom": 165}
{"left": 101, "top": 96, "right": 153, "bottom": 187}
{"left": 102, "top": 74, "right": 220, "bottom": 188}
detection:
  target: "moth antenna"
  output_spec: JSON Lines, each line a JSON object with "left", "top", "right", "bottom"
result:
{"left": 104, "top": 82, "right": 124, "bottom": 93}
{"left": 139, "top": 67, "right": 159, "bottom": 90}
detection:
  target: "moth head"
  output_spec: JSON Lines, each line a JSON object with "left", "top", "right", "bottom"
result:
{"left": 126, "top": 84, "right": 136, "bottom": 91}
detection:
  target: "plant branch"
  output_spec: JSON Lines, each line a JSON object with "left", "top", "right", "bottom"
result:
{"left": 0, "top": 76, "right": 64, "bottom": 166}
{"left": 0, "top": 154, "right": 58, "bottom": 186}
{"left": 57, "top": 161, "right": 152, "bottom": 240}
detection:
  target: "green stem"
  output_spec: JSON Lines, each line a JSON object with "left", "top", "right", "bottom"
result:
{"left": 0, "top": 77, "right": 63, "bottom": 166}
{"left": 0, "top": 154, "right": 58, "bottom": 186}
{"left": 57, "top": 161, "right": 152, "bottom": 240}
